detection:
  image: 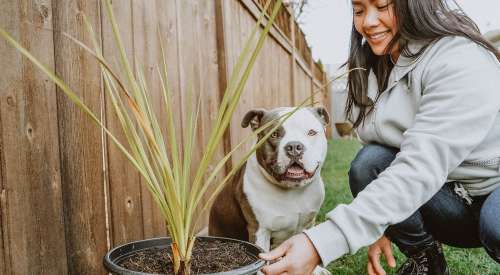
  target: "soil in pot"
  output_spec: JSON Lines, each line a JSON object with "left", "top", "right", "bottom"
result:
{"left": 119, "top": 238, "right": 259, "bottom": 274}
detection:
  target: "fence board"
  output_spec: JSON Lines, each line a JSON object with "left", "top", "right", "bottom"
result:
{"left": 131, "top": 0, "right": 167, "bottom": 240}
{"left": 176, "top": 0, "right": 225, "bottom": 231}
{"left": 154, "top": 0, "right": 185, "bottom": 155}
{"left": 0, "top": 0, "right": 69, "bottom": 274}
{"left": 294, "top": 66, "right": 312, "bottom": 105}
{"left": 152, "top": 0, "right": 186, "bottom": 237}
{"left": 0, "top": 174, "right": 5, "bottom": 275}
{"left": 227, "top": 0, "right": 257, "bottom": 162}
{"left": 279, "top": 45, "right": 294, "bottom": 106}
{"left": 101, "top": 0, "right": 146, "bottom": 246}
{"left": 215, "top": 0, "right": 234, "bottom": 177}
{"left": 52, "top": 0, "right": 109, "bottom": 273}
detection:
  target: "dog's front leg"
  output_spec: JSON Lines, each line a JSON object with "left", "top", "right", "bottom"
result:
{"left": 254, "top": 228, "right": 272, "bottom": 275}
{"left": 254, "top": 228, "right": 271, "bottom": 252}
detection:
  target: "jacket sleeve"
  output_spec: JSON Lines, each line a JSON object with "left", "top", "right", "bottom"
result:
{"left": 304, "top": 37, "right": 500, "bottom": 266}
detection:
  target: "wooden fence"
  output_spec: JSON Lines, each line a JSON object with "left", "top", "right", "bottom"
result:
{"left": 0, "top": 0, "right": 329, "bottom": 274}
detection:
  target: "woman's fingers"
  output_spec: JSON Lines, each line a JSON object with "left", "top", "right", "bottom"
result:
{"left": 369, "top": 251, "right": 386, "bottom": 275}
{"left": 382, "top": 244, "right": 396, "bottom": 268}
{"left": 259, "top": 234, "right": 320, "bottom": 275}
{"left": 367, "top": 235, "right": 396, "bottom": 275}
{"left": 261, "top": 257, "right": 288, "bottom": 275}
{"left": 259, "top": 241, "right": 290, "bottom": 261}
{"left": 367, "top": 261, "right": 377, "bottom": 275}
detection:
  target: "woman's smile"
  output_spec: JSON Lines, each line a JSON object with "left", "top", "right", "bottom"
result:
{"left": 366, "top": 30, "right": 391, "bottom": 44}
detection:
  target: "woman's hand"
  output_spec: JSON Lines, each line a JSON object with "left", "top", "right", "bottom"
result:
{"left": 367, "top": 235, "right": 396, "bottom": 275}
{"left": 259, "top": 233, "right": 321, "bottom": 275}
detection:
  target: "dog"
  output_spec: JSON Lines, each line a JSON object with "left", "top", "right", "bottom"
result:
{"left": 209, "top": 107, "right": 330, "bottom": 274}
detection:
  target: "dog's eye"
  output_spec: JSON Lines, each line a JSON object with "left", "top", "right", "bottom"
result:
{"left": 271, "top": 131, "right": 279, "bottom": 138}
{"left": 308, "top": 129, "right": 318, "bottom": 136}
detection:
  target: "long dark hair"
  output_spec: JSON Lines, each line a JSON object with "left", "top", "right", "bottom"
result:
{"left": 345, "top": 0, "right": 500, "bottom": 128}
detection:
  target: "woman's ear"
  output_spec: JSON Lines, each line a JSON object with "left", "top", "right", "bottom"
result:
{"left": 241, "top": 109, "right": 266, "bottom": 131}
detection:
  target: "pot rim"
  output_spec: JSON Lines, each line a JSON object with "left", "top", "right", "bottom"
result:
{"left": 103, "top": 236, "right": 266, "bottom": 275}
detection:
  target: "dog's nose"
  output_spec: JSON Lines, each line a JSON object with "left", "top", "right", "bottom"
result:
{"left": 285, "top": 141, "right": 305, "bottom": 157}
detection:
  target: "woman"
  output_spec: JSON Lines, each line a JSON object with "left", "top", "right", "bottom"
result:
{"left": 260, "top": 0, "right": 500, "bottom": 274}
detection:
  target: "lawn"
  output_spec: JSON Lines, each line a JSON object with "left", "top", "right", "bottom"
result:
{"left": 319, "top": 139, "right": 500, "bottom": 275}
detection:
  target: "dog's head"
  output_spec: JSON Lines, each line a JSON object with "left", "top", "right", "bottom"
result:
{"left": 242, "top": 107, "right": 329, "bottom": 189}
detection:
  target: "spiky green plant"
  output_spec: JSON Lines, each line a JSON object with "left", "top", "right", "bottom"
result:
{"left": 0, "top": 0, "right": 324, "bottom": 273}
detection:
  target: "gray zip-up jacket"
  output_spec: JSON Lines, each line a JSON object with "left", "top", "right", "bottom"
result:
{"left": 305, "top": 36, "right": 500, "bottom": 266}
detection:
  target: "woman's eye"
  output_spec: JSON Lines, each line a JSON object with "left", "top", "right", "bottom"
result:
{"left": 308, "top": 129, "right": 318, "bottom": 136}
{"left": 377, "top": 1, "right": 392, "bottom": 10}
{"left": 353, "top": 9, "right": 363, "bottom": 16}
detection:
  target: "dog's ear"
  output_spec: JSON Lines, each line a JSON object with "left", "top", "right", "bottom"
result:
{"left": 241, "top": 109, "right": 266, "bottom": 131}
{"left": 311, "top": 107, "right": 330, "bottom": 126}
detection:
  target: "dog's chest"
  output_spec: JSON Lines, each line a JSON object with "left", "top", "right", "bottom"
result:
{"left": 243, "top": 167, "right": 324, "bottom": 234}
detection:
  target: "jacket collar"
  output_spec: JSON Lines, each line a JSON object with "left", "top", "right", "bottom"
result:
{"left": 367, "top": 40, "right": 429, "bottom": 100}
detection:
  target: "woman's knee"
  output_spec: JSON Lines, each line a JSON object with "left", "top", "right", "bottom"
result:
{"left": 479, "top": 188, "right": 500, "bottom": 263}
{"left": 349, "top": 143, "right": 398, "bottom": 197}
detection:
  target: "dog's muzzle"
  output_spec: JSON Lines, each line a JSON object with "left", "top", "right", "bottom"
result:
{"left": 279, "top": 160, "right": 319, "bottom": 182}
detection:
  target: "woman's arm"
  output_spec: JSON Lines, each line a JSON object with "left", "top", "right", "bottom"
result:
{"left": 306, "top": 37, "right": 500, "bottom": 266}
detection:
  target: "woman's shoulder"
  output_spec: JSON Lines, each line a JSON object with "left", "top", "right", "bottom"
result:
{"left": 414, "top": 35, "right": 500, "bottom": 77}
{"left": 420, "top": 35, "right": 498, "bottom": 65}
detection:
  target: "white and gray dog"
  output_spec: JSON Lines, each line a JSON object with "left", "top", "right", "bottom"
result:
{"left": 209, "top": 107, "right": 330, "bottom": 275}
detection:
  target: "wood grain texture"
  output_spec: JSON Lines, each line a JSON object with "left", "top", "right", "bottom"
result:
{"left": 154, "top": 0, "right": 185, "bottom": 238}
{"left": 52, "top": 0, "right": 109, "bottom": 273}
{"left": 0, "top": 0, "right": 68, "bottom": 274}
{"left": 101, "top": 0, "right": 145, "bottom": 247}
{"left": 215, "top": 0, "right": 233, "bottom": 174}
{"left": 131, "top": 0, "right": 167, "bottom": 239}
{"left": 176, "top": 0, "right": 224, "bottom": 231}
{"left": 294, "top": 66, "right": 312, "bottom": 106}
{"left": 0, "top": 136, "right": 5, "bottom": 274}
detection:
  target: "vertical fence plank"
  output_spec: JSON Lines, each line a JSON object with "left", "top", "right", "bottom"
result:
{"left": 155, "top": 0, "right": 184, "bottom": 145}
{"left": 176, "top": 0, "right": 224, "bottom": 231}
{"left": 200, "top": 0, "right": 227, "bottom": 229}
{"left": 0, "top": 175, "right": 5, "bottom": 274}
{"left": 1, "top": 108, "right": 6, "bottom": 274}
{"left": 0, "top": 0, "right": 69, "bottom": 274}
{"left": 279, "top": 43, "right": 293, "bottom": 106}
{"left": 289, "top": 15, "right": 297, "bottom": 106}
{"left": 52, "top": 0, "right": 109, "bottom": 273}
{"left": 215, "top": 0, "right": 233, "bottom": 174}
{"left": 131, "top": 0, "right": 167, "bottom": 239}
{"left": 293, "top": 66, "right": 305, "bottom": 105}
{"left": 227, "top": 0, "right": 254, "bottom": 163}
{"left": 101, "top": 0, "right": 145, "bottom": 246}
{"left": 154, "top": 0, "right": 185, "bottom": 237}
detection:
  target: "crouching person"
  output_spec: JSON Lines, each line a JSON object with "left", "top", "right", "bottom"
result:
{"left": 259, "top": 0, "right": 500, "bottom": 274}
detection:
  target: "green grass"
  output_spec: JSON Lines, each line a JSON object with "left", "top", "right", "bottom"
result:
{"left": 319, "top": 139, "right": 500, "bottom": 275}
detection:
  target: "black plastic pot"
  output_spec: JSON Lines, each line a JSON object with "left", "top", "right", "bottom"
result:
{"left": 104, "top": 236, "right": 265, "bottom": 275}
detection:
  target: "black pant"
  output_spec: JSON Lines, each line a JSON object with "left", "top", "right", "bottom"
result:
{"left": 348, "top": 143, "right": 500, "bottom": 263}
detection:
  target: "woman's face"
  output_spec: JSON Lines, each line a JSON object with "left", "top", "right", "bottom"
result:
{"left": 352, "top": 0, "right": 398, "bottom": 57}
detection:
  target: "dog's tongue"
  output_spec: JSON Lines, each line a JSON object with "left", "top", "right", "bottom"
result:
{"left": 286, "top": 165, "right": 305, "bottom": 178}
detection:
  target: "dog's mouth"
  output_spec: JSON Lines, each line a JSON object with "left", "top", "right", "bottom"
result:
{"left": 280, "top": 161, "right": 318, "bottom": 181}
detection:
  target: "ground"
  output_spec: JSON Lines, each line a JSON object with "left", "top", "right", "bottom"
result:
{"left": 319, "top": 139, "right": 500, "bottom": 275}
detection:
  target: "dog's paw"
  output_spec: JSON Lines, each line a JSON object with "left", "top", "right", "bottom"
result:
{"left": 312, "top": 266, "right": 331, "bottom": 275}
